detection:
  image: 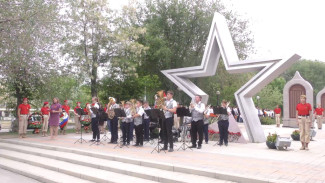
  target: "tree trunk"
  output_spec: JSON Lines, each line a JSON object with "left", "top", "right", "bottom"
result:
{"left": 91, "top": 62, "right": 98, "bottom": 97}
{"left": 12, "top": 86, "right": 22, "bottom": 132}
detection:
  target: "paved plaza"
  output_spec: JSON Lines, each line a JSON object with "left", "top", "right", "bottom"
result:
{"left": 0, "top": 124, "right": 325, "bottom": 183}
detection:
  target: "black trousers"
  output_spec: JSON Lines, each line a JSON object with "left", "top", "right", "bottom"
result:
{"left": 203, "top": 123, "right": 209, "bottom": 143}
{"left": 91, "top": 117, "right": 100, "bottom": 140}
{"left": 218, "top": 120, "right": 229, "bottom": 145}
{"left": 110, "top": 116, "right": 118, "bottom": 143}
{"left": 191, "top": 120, "right": 204, "bottom": 146}
{"left": 162, "top": 117, "right": 174, "bottom": 149}
{"left": 143, "top": 119, "right": 150, "bottom": 141}
{"left": 121, "top": 122, "right": 130, "bottom": 143}
{"left": 129, "top": 122, "right": 134, "bottom": 141}
{"left": 135, "top": 124, "right": 144, "bottom": 145}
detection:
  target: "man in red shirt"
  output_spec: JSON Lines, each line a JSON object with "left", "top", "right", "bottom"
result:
{"left": 74, "top": 102, "right": 81, "bottom": 134}
{"left": 274, "top": 105, "right": 281, "bottom": 127}
{"left": 61, "top": 100, "right": 70, "bottom": 135}
{"left": 41, "top": 102, "right": 50, "bottom": 137}
{"left": 314, "top": 104, "right": 324, "bottom": 129}
{"left": 296, "top": 95, "right": 312, "bottom": 150}
{"left": 17, "top": 98, "right": 31, "bottom": 138}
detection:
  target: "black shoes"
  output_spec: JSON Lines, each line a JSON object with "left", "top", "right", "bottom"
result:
{"left": 225, "top": 143, "right": 228, "bottom": 147}
{"left": 197, "top": 146, "right": 202, "bottom": 149}
{"left": 168, "top": 148, "right": 174, "bottom": 152}
{"left": 96, "top": 139, "right": 100, "bottom": 143}
{"left": 205, "top": 141, "right": 208, "bottom": 144}
{"left": 90, "top": 139, "right": 95, "bottom": 142}
{"left": 161, "top": 147, "right": 168, "bottom": 151}
{"left": 189, "top": 145, "right": 197, "bottom": 148}
{"left": 133, "top": 144, "right": 139, "bottom": 147}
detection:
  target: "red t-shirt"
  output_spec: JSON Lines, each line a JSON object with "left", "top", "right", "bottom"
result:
{"left": 74, "top": 106, "right": 81, "bottom": 113}
{"left": 62, "top": 105, "right": 70, "bottom": 114}
{"left": 296, "top": 103, "right": 312, "bottom": 115}
{"left": 41, "top": 107, "right": 50, "bottom": 115}
{"left": 314, "top": 108, "right": 324, "bottom": 115}
{"left": 274, "top": 108, "right": 281, "bottom": 114}
{"left": 18, "top": 104, "right": 31, "bottom": 115}
{"left": 83, "top": 108, "right": 88, "bottom": 115}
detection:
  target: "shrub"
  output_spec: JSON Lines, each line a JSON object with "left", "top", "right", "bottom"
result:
{"left": 260, "top": 117, "right": 276, "bottom": 125}
{"left": 266, "top": 133, "right": 277, "bottom": 143}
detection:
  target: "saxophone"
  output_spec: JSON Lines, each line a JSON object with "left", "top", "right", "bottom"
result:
{"left": 107, "top": 97, "right": 115, "bottom": 119}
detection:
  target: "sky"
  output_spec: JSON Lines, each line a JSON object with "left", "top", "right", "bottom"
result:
{"left": 110, "top": 0, "right": 325, "bottom": 62}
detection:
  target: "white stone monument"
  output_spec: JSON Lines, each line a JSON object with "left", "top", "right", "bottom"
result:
{"left": 283, "top": 71, "right": 313, "bottom": 127}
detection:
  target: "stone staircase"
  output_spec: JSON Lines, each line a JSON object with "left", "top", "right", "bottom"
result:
{"left": 0, "top": 139, "right": 276, "bottom": 183}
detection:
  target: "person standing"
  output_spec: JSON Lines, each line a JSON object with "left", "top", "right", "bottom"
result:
{"left": 107, "top": 97, "right": 119, "bottom": 144}
{"left": 143, "top": 101, "right": 151, "bottom": 142}
{"left": 296, "top": 95, "right": 312, "bottom": 150}
{"left": 49, "top": 98, "right": 62, "bottom": 140}
{"left": 73, "top": 102, "right": 82, "bottom": 134}
{"left": 274, "top": 105, "right": 282, "bottom": 127}
{"left": 90, "top": 97, "right": 100, "bottom": 142}
{"left": 203, "top": 105, "right": 214, "bottom": 144}
{"left": 314, "top": 104, "right": 324, "bottom": 129}
{"left": 41, "top": 102, "right": 50, "bottom": 137}
{"left": 61, "top": 100, "right": 70, "bottom": 135}
{"left": 17, "top": 98, "right": 31, "bottom": 138}
{"left": 121, "top": 102, "right": 132, "bottom": 145}
{"left": 133, "top": 100, "right": 145, "bottom": 147}
{"left": 189, "top": 95, "right": 205, "bottom": 149}
{"left": 162, "top": 91, "right": 177, "bottom": 152}
{"left": 217, "top": 100, "right": 231, "bottom": 146}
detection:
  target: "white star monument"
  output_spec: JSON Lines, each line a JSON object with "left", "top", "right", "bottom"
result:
{"left": 161, "top": 12, "right": 301, "bottom": 142}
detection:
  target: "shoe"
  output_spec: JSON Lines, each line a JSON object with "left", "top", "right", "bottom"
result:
{"left": 139, "top": 144, "right": 143, "bottom": 147}
{"left": 96, "top": 139, "right": 100, "bottom": 143}
{"left": 225, "top": 143, "right": 228, "bottom": 147}
{"left": 161, "top": 147, "right": 168, "bottom": 150}
{"left": 168, "top": 148, "right": 174, "bottom": 152}
{"left": 133, "top": 144, "right": 139, "bottom": 147}
{"left": 205, "top": 142, "right": 208, "bottom": 144}
{"left": 158, "top": 140, "right": 163, "bottom": 143}
{"left": 217, "top": 143, "right": 223, "bottom": 146}
{"left": 197, "top": 146, "right": 202, "bottom": 149}
{"left": 189, "top": 145, "right": 197, "bottom": 148}
{"left": 127, "top": 142, "right": 130, "bottom": 145}
{"left": 300, "top": 146, "right": 305, "bottom": 150}
{"left": 90, "top": 139, "right": 96, "bottom": 142}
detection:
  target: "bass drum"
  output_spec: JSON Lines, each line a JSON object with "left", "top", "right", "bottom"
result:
{"left": 80, "top": 115, "right": 91, "bottom": 126}
{"left": 59, "top": 110, "right": 69, "bottom": 130}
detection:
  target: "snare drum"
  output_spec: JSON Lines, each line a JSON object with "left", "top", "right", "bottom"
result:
{"left": 59, "top": 111, "right": 69, "bottom": 130}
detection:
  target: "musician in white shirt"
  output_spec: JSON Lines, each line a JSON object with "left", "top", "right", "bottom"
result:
{"left": 189, "top": 95, "right": 205, "bottom": 149}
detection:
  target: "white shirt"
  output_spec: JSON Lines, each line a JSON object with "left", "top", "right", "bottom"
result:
{"left": 89, "top": 103, "right": 99, "bottom": 118}
{"left": 137, "top": 106, "right": 145, "bottom": 116}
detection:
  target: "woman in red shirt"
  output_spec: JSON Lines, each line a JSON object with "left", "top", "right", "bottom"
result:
{"left": 314, "top": 104, "right": 324, "bottom": 129}
{"left": 296, "top": 95, "right": 312, "bottom": 150}
{"left": 41, "top": 102, "right": 50, "bottom": 137}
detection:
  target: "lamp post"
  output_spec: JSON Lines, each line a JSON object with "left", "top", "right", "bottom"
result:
{"left": 216, "top": 91, "right": 220, "bottom": 106}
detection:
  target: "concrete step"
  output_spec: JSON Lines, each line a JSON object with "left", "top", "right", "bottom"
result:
{"left": 0, "top": 148, "right": 158, "bottom": 183}
{"left": 0, "top": 142, "right": 232, "bottom": 183}
{"left": 0, "top": 139, "right": 276, "bottom": 183}
{"left": 0, "top": 157, "right": 94, "bottom": 183}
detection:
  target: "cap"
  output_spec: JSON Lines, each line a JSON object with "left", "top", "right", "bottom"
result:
{"left": 44, "top": 101, "right": 49, "bottom": 105}
{"left": 23, "top": 98, "right": 28, "bottom": 101}
{"left": 77, "top": 102, "right": 81, "bottom": 104}
{"left": 64, "top": 100, "right": 68, "bottom": 102}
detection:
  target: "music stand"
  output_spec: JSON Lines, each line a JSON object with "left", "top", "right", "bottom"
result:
{"left": 113, "top": 108, "right": 128, "bottom": 148}
{"left": 151, "top": 109, "right": 166, "bottom": 153}
{"left": 100, "top": 112, "right": 110, "bottom": 142}
{"left": 74, "top": 109, "right": 87, "bottom": 144}
{"left": 176, "top": 107, "right": 192, "bottom": 151}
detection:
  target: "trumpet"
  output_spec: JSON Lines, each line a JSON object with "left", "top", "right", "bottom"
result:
{"left": 155, "top": 90, "right": 165, "bottom": 110}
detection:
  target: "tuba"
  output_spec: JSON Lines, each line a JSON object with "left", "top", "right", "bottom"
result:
{"left": 107, "top": 97, "right": 115, "bottom": 119}
{"left": 130, "top": 99, "right": 137, "bottom": 115}
{"left": 155, "top": 90, "right": 165, "bottom": 110}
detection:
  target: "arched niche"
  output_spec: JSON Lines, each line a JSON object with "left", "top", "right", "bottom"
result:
{"left": 283, "top": 71, "right": 313, "bottom": 127}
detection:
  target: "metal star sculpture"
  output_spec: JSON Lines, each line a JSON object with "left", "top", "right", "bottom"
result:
{"left": 161, "top": 12, "right": 301, "bottom": 142}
